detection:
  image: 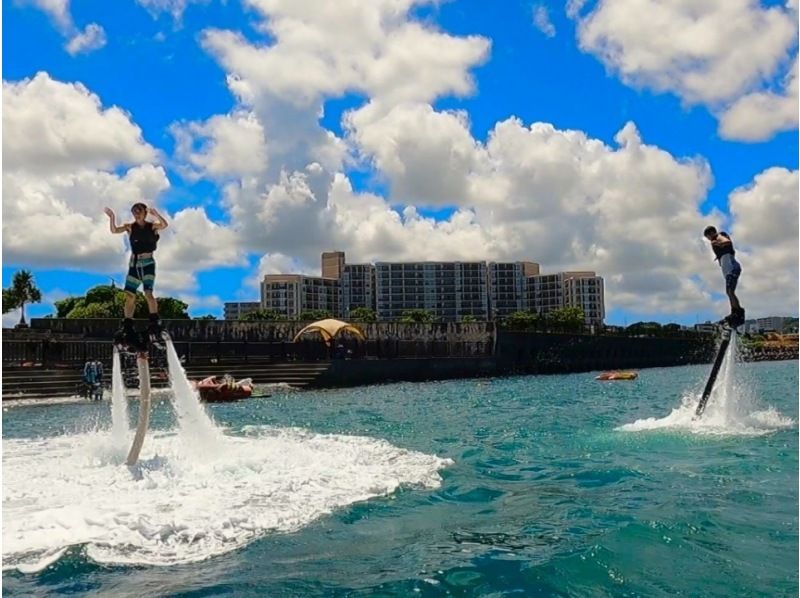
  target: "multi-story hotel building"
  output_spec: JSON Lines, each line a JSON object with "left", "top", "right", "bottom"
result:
{"left": 375, "top": 261, "right": 489, "bottom": 322}
{"left": 527, "top": 273, "right": 566, "bottom": 313}
{"left": 488, "top": 261, "right": 540, "bottom": 318}
{"left": 223, "top": 301, "right": 261, "bottom": 320}
{"left": 563, "top": 274, "right": 605, "bottom": 326}
{"left": 253, "top": 252, "right": 605, "bottom": 325}
{"left": 756, "top": 316, "right": 795, "bottom": 333}
{"left": 527, "top": 271, "right": 605, "bottom": 326}
{"left": 321, "top": 251, "right": 345, "bottom": 279}
{"left": 341, "top": 264, "right": 376, "bottom": 317}
{"left": 260, "top": 274, "right": 340, "bottom": 319}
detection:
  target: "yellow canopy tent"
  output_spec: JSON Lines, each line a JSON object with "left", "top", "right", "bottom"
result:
{"left": 292, "top": 319, "right": 367, "bottom": 344}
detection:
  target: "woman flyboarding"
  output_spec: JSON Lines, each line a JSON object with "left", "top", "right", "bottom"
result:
{"left": 104, "top": 203, "right": 169, "bottom": 350}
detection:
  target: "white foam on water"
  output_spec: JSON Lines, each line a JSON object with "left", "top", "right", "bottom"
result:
{"left": 618, "top": 334, "right": 795, "bottom": 436}
{"left": 7, "top": 547, "right": 68, "bottom": 574}
{"left": 110, "top": 349, "right": 130, "bottom": 449}
{"left": 3, "top": 426, "right": 451, "bottom": 571}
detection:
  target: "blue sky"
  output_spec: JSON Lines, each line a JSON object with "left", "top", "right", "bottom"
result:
{"left": 3, "top": 0, "right": 798, "bottom": 325}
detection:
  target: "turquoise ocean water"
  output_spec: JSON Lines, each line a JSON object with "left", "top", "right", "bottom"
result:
{"left": 3, "top": 353, "right": 798, "bottom": 596}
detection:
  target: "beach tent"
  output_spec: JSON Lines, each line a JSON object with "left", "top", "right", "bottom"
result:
{"left": 292, "top": 319, "right": 367, "bottom": 344}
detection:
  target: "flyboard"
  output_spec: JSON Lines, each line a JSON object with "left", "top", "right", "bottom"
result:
{"left": 694, "top": 323, "right": 735, "bottom": 417}
{"left": 116, "top": 326, "right": 168, "bottom": 466}
{"left": 126, "top": 350, "right": 152, "bottom": 465}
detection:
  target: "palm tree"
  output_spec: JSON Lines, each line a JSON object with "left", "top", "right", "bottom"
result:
{"left": 7, "top": 270, "right": 42, "bottom": 327}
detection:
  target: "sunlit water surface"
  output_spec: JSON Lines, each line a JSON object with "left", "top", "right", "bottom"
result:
{"left": 3, "top": 351, "right": 797, "bottom": 596}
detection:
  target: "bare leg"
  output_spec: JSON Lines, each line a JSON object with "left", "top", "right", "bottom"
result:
{"left": 124, "top": 291, "right": 136, "bottom": 318}
{"left": 726, "top": 289, "right": 741, "bottom": 311}
{"left": 144, "top": 291, "right": 158, "bottom": 315}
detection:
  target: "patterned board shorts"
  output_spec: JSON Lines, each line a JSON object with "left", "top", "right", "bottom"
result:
{"left": 125, "top": 256, "right": 156, "bottom": 293}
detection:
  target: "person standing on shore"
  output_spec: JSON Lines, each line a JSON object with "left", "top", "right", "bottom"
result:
{"left": 82, "top": 359, "right": 103, "bottom": 400}
{"left": 703, "top": 225, "right": 744, "bottom": 327}
{"left": 104, "top": 203, "right": 169, "bottom": 348}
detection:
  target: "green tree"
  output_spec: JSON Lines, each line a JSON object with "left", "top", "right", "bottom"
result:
{"left": 298, "top": 309, "right": 333, "bottom": 321}
{"left": 4, "top": 270, "right": 43, "bottom": 326}
{"left": 240, "top": 309, "right": 287, "bottom": 321}
{"left": 156, "top": 297, "right": 190, "bottom": 319}
{"left": 66, "top": 302, "right": 116, "bottom": 319}
{"left": 501, "top": 311, "right": 539, "bottom": 330}
{"left": 61, "top": 285, "right": 190, "bottom": 319}
{"left": 545, "top": 306, "right": 585, "bottom": 332}
{"left": 461, "top": 314, "right": 478, "bottom": 323}
{"left": 3, "top": 289, "right": 19, "bottom": 314}
{"left": 54, "top": 296, "right": 81, "bottom": 318}
{"left": 399, "top": 309, "right": 435, "bottom": 324}
{"left": 626, "top": 321, "right": 662, "bottom": 336}
{"left": 85, "top": 285, "right": 117, "bottom": 305}
{"left": 194, "top": 314, "right": 217, "bottom": 320}
{"left": 349, "top": 307, "right": 377, "bottom": 322}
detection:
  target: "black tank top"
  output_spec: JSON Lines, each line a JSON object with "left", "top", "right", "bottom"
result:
{"left": 712, "top": 232, "right": 735, "bottom": 260}
{"left": 129, "top": 222, "right": 159, "bottom": 255}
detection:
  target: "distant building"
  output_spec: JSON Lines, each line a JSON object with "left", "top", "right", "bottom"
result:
{"left": 375, "top": 261, "right": 489, "bottom": 322}
{"left": 321, "top": 251, "right": 345, "bottom": 279}
{"left": 223, "top": 301, "right": 260, "bottom": 320}
{"left": 488, "top": 261, "right": 540, "bottom": 318}
{"left": 742, "top": 319, "right": 759, "bottom": 334}
{"left": 694, "top": 321, "right": 717, "bottom": 333}
{"left": 563, "top": 273, "right": 605, "bottom": 326}
{"left": 756, "top": 316, "right": 795, "bottom": 333}
{"left": 527, "top": 273, "right": 565, "bottom": 314}
{"left": 341, "top": 264, "right": 376, "bottom": 318}
{"left": 257, "top": 251, "right": 605, "bottom": 324}
{"left": 261, "top": 274, "right": 340, "bottom": 319}
{"left": 527, "top": 271, "right": 605, "bottom": 326}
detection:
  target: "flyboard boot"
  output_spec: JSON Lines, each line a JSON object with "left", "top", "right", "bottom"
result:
{"left": 718, "top": 307, "right": 745, "bottom": 331}
{"left": 114, "top": 318, "right": 148, "bottom": 353}
{"left": 147, "top": 313, "right": 166, "bottom": 348}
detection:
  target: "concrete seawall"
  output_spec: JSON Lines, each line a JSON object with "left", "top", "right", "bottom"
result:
{"left": 495, "top": 331, "right": 711, "bottom": 374}
{"left": 29, "top": 318, "right": 495, "bottom": 344}
{"left": 311, "top": 333, "right": 713, "bottom": 388}
{"left": 314, "top": 357, "right": 498, "bottom": 388}
{"left": 1, "top": 318, "right": 718, "bottom": 396}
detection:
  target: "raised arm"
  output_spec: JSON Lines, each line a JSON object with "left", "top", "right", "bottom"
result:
{"left": 149, "top": 207, "right": 169, "bottom": 231}
{"left": 104, "top": 207, "right": 129, "bottom": 234}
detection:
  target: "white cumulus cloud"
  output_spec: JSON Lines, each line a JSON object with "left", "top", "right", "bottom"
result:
{"left": 65, "top": 23, "right": 107, "bottom": 55}
{"left": 136, "top": 0, "right": 208, "bottom": 21}
{"left": 11, "top": 1, "right": 790, "bottom": 322}
{"left": 719, "top": 57, "right": 799, "bottom": 141}
{"left": 728, "top": 167, "right": 799, "bottom": 317}
{"left": 2, "top": 73, "right": 244, "bottom": 295}
{"left": 176, "top": 0, "right": 796, "bottom": 319}
{"left": 571, "top": 0, "right": 798, "bottom": 142}
{"left": 171, "top": 111, "right": 269, "bottom": 180}
{"left": 3, "top": 72, "right": 157, "bottom": 173}
{"left": 533, "top": 5, "right": 556, "bottom": 37}
{"left": 23, "top": 0, "right": 106, "bottom": 54}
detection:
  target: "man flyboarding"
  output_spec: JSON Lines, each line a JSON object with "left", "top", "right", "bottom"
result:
{"left": 695, "top": 225, "right": 744, "bottom": 417}
{"left": 104, "top": 203, "right": 169, "bottom": 351}
{"left": 703, "top": 225, "right": 744, "bottom": 328}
